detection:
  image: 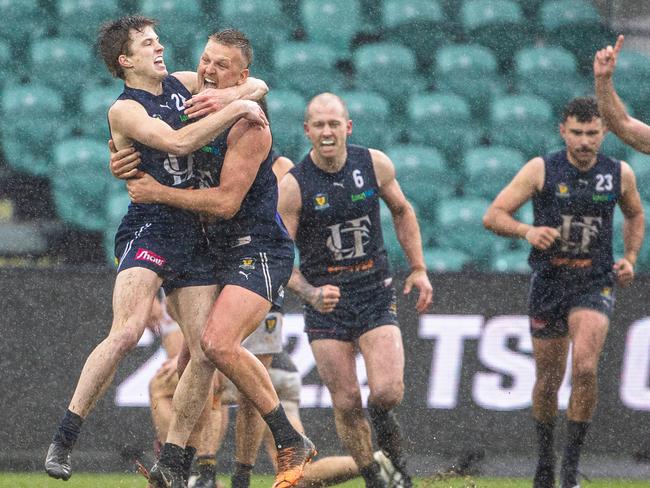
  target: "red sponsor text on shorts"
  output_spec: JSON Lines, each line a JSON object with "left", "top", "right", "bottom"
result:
{"left": 135, "top": 248, "right": 166, "bottom": 267}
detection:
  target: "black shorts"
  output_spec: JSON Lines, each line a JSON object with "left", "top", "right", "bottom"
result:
{"left": 527, "top": 271, "right": 615, "bottom": 339}
{"left": 114, "top": 219, "right": 217, "bottom": 293}
{"left": 209, "top": 236, "right": 294, "bottom": 309}
{"left": 305, "top": 278, "right": 399, "bottom": 342}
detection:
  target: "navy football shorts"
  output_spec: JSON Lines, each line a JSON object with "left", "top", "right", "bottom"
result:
{"left": 304, "top": 278, "right": 399, "bottom": 342}
{"left": 527, "top": 271, "right": 615, "bottom": 339}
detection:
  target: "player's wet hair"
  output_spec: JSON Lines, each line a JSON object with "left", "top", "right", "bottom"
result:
{"left": 562, "top": 97, "right": 601, "bottom": 123}
{"left": 208, "top": 28, "right": 253, "bottom": 68}
{"left": 98, "top": 15, "right": 158, "bottom": 80}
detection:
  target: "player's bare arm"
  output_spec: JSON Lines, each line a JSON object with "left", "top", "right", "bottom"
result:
{"left": 371, "top": 148, "right": 432, "bottom": 313}
{"left": 278, "top": 172, "right": 340, "bottom": 313}
{"left": 483, "top": 157, "right": 560, "bottom": 249}
{"left": 127, "top": 120, "right": 270, "bottom": 218}
{"left": 109, "top": 97, "right": 266, "bottom": 156}
{"left": 615, "top": 161, "right": 645, "bottom": 286}
{"left": 594, "top": 35, "right": 650, "bottom": 154}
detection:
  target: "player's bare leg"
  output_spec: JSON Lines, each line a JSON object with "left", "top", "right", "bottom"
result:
{"left": 311, "top": 340, "right": 384, "bottom": 488}
{"left": 202, "top": 286, "right": 314, "bottom": 488}
{"left": 149, "top": 285, "right": 218, "bottom": 487}
{"left": 45, "top": 268, "right": 162, "bottom": 480}
{"left": 561, "top": 308, "right": 609, "bottom": 488}
{"left": 532, "top": 334, "right": 570, "bottom": 488}
{"left": 359, "top": 325, "right": 409, "bottom": 487}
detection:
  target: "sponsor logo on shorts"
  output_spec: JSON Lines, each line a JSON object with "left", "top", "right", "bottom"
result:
{"left": 314, "top": 193, "right": 330, "bottom": 210}
{"left": 240, "top": 257, "right": 256, "bottom": 270}
{"left": 531, "top": 317, "right": 548, "bottom": 330}
{"left": 555, "top": 183, "right": 570, "bottom": 197}
{"left": 135, "top": 248, "right": 166, "bottom": 267}
{"left": 278, "top": 284, "right": 285, "bottom": 299}
{"left": 265, "top": 316, "right": 278, "bottom": 333}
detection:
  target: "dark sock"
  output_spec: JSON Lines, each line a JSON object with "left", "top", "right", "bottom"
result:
{"left": 53, "top": 409, "right": 84, "bottom": 449}
{"left": 231, "top": 461, "right": 254, "bottom": 488}
{"left": 368, "top": 403, "right": 406, "bottom": 470}
{"left": 182, "top": 445, "right": 196, "bottom": 481}
{"left": 196, "top": 455, "right": 216, "bottom": 480}
{"left": 159, "top": 443, "right": 185, "bottom": 471}
{"left": 262, "top": 405, "right": 302, "bottom": 449}
{"left": 561, "top": 420, "right": 590, "bottom": 485}
{"left": 535, "top": 420, "right": 556, "bottom": 469}
{"left": 360, "top": 461, "right": 386, "bottom": 488}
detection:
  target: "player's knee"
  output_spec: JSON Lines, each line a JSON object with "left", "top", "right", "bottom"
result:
{"left": 369, "top": 381, "right": 404, "bottom": 410}
{"left": 572, "top": 360, "right": 598, "bottom": 386}
{"left": 332, "top": 391, "right": 363, "bottom": 412}
{"left": 107, "top": 327, "right": 141, "bottom": 355}
{"left": 200, "top": 335, "right": 235, "bottom": 369}
{"left": 535, "top": 374, "right": 563, "bottom": 395}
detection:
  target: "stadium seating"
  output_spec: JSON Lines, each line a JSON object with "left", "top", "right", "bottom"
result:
{"left": 0, "top": 0, "right": 44, "bottom": 46}
{"left": 434, "top": 43, "right": 506, "bottom": 120}
{"left": 381, "top": 0, "right": 450, "bottom": 68}
{"left": 514, "top": 46, "right": 588, "bottom": 116}
{"left": 56, "top": 0, "right": 119, "bottom": 42}
{"left": 273, "top": 42, "right": 343, "bottom": 98}
{"left": 490, "top": 249, "right": 531, "bottom": 272}
{"left": 463, "top": 146, "right": 523, "bottom": 199}
{"left": 423, "top": 247, "right": 471, "bottom": 272}
{"left": 266, "top": 89, "right": 308, "bottom": 162}
{"left": 539, "top": 0, "right": 613, "bottom": 71}
{"left": 380, "top": 201, "right": 408, "bottom": 268}
{"left": 353, "top": 43, "right": 424, "bottom": 116}
{"left": 104, "top": 189, "right": 131, "bottom": 263}
{"left": 627, "top": 153, "right": 650, "bottom": 202}
{"left": 488, "top": 94, "right": 555, "bottom": 159}
{"left": 611, "top": 50, "right": 650, "bottom": 121}
{"left": 385, "top": 144, "right": 454, "bottom": 220}
{"left": 0, "top": 41, "right": 11, "bottom": 84}
{"left": 1, "top": 83, "right": 69, "bottom": 176}
{"left": 460, "top": 0, "right": 532, "bottom": 67}
{"left": 406, "top": 92, "right": 476, "bottom": 164}
{"left": 341, "top": 91, "right": 392, "bottom": 150}
{"left": 51, "top": 138, "right": 111, "bottom": 232}
{"left": 79, "top": 83, "right": 123, "bottom": 140}
{"left": 601, "top": 132, "right": 633, "bottom": 162}
{"left": 300, "top": 0, "right": 361, "bottom": 57}
{"left": 30, "top": 38, "right": 92, "bottom": 104}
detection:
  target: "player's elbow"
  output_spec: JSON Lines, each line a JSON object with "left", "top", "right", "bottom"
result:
{"left": 483, "top": 208, "right": 495, "bottom": 231}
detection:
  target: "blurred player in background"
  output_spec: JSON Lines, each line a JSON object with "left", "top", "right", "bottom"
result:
{"left": 44, "top": 16, "right": 267, "bottom": 483}
{"left": 483, "top": 97, "right": 644, "bottom": 488}
{"left": 594, "top": 35, "right": 650, "bottom": 154}
{"left": 277, "top": 93, "right": 433, "bottom": 488}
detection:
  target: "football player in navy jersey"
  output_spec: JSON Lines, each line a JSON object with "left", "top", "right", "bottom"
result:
{"left": 44, "top": 16, "right": 267, "bottom": 484}
{"left": 483, "top": 97, "right": 644, "bottom": 488}
{"left": 595, "top": 35, "right": 650, "bottom": 154}
{"left": 277, "top": 93, "right": 433, "bottom": 488}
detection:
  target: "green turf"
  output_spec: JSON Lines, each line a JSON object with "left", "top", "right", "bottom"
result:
{"left": 0, "top": 473, "right": 647, "bottom": 488}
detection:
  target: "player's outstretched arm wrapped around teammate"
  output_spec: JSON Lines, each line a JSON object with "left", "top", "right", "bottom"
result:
{"left": 594, "top": 35, "right": 650, "bottom": 154}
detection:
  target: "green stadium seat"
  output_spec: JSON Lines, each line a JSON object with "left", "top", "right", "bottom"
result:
{"left": 514, "top": 46, "right": 588, "bottom": 115}
{"left": 489, "top": 95, "right": 555, "bottom": 159}
{"left": 79, "top": 83, "right": 123, "bottom": 140}
{"left": 423, "top": 247, "right": 471, "bottom": 272}
{"left": 0, "top": 0, "right": 45, "bottom": 45}
{"left": 56, "top": 0, "right": 119, "bottom": 42}
{"left": 273, "top": 42, "right": 343, "bottom": 98}
{"left": 380, "top": 201, "right": 408, "bottom": 268}
{"left": 341, "top": 91, "right": 392, "bottom": 150}
{"left": 266, "top": 90, "right": 308, "bottom": 162}
{"left": 512, "top": 0, "right": 544, "bottom": 17}
{"left": 490, "top": 249, "right": 531, "bottom": 272}
{"left": 51, "top": 138, "right": 112, "bottom": 231}
{"left": 104, "top": 189, "right": 131, "bottom": 263}
{"left": 611, "top": 50, "right": 650, "bottom": 121}
{"left": 300, "top": 0, "right": 361, "bottom": 57}
{"left": 1, "top": 83, "right": 70, "bottom": 176}
{"left": 0, "top": 40, "right": 13, "bottom": 84}
{"left": 460, "top": 0, "right": 532, "bottom": 66}
{"left": 434, "top": 43, "right": 506, "bottom": 119}
{"left": 385, "top": 144, "right": 454, "bottom": 219}
{"left": 627, "top": 153, "right": 650, "bottom": 202}
{"left": 435, "top": 197, "right": 496, "bottom": 264}
{"left": 539, "top": 0, "right": 613, "bottom": 72}
{"left": 463, "top": 146, "right": 523, "bottom": 199}
{"left": 601, "top": 132, "right": 633, "bottom": 162}
{"left": 353, "top": 43, "right": 424, "bottom": 113}
{"left": 220, "top": 0, "right": 291, "bottom": 73}
{"left": 30, "top": 38, "right": 92, "bottom": 103}
{"left": 406, "top": 92, "right": 477, "bottom": 164}
{"left": 382, "top": 0, "right": 451, "bottom": 67}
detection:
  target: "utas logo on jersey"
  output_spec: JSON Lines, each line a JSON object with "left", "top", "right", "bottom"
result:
{"left": 240, "top": 257, "right": 256, "bottom": 270}
{"left": 326, "top": 215, "right": 372, "bottom": 260}
{"left": 135, "top": 248, "right": 166, "bottom": 267}
{"left": 265, "top": 316, "right": 278, "bottom": 333}
{"left": 556, "top": 183, "right": 570, "bottom": 197}
{"left": 314, "top": 193, "right": 330, "bottom": 210}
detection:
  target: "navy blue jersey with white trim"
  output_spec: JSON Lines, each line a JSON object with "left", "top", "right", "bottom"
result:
{"left": 529, "top": 150, "right": 621, "bottom": 276}
{"left": 291, "top": 144, "right": 391, "bottom": 288}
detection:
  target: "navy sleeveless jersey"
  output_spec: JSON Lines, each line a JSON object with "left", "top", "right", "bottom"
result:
{"left": 195, "top": 128, "right": 288, "bottom": 242}
{"left": 291, "top": 144, "right": 390, "bottom": 288}
{"left": 113, "top": 75, "right": 197, "bottom": 227}
{"left": 529, "top": 150, "right": 621, "bottom": 276}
